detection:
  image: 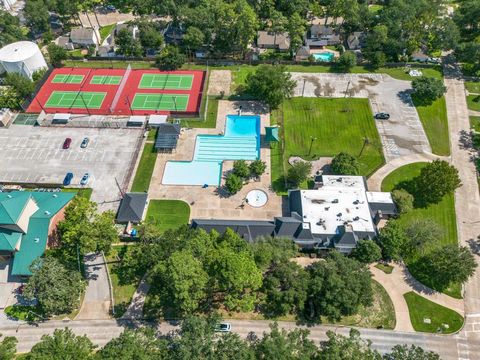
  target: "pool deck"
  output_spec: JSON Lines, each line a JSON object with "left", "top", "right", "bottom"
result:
{"left": 148, "top": 100, "right": 283, "bottom": 221}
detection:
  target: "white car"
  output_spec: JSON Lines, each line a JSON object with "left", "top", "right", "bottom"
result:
{"left": 215, "top": 322, "right": 231, "bottom": 332}
{"left": 80, "top": 173, "right": 90, "bottom": 185}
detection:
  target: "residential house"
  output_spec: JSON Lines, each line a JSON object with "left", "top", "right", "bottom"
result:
{"left": 306, "top": 24, "right": 341, "bottom": 48}
{"left": 163, "top": 23, "right": 184, "bottom": 45}
{"left": 256, "top": 31, "right": 291, "bottom": 51}
{"left": 114, "top": 23, "right": 139, "bottom": 42}
{"left": 55, "top": 36, "right": 74, "bottom": 50}
{"left": 192, "top": 175, "right": 396, "bottom": 254}
{"left": 346, "top": 32, "right": 365, "bottom": 51}
{"left": 411, "top": 51, "right": 430, "bottom": 62}
{"left": 0, "top": 191, "right": 75, "bottom": 276}
{"left": 295, "top": 46, "right": 311, "bottom": 61}
{"left": 70, "top": 27, "right": 101, "bottom": 47}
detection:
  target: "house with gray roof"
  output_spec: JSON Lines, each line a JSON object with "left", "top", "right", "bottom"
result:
{"left": 116, "top": 193, "right": 148, "bottom": 224}
{"left": 256, "top": 31, "right": 291, "bottom": 51}
{"left": 70, "top": 27, "right": 101, "bottom": 47}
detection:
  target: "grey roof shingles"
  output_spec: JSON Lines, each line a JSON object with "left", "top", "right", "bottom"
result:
{"left": 116, "top": 193, "right": 148, "bottom": 223}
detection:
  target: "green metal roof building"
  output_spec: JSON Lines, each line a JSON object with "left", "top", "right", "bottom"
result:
{"left": 0, "top": 191, "right": 75, "bottom": 276}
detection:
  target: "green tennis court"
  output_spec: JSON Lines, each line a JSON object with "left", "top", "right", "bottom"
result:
{"left": 139, "top": 74, "right": 193, "bottom": 90}
{"left": 131, "top": 94, "right": 189, "bottom": 111}
{"left": 90, "top": 75, "right": 123, "bottom": 85}
{"left": 52, "top": 74, "right": 84, "bottom": 84}
{"left": 45, "top": 91, "right": 106, "bottom": 109}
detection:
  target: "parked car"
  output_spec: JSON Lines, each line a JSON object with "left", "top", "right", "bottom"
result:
{"left": 105, "top": 4, "right": 116, "bottom": 11}
{"left": 63, "top": 138, "right": 72, "bottom": 149}
{"left": 80, "top": 173, "right": 90, "bottom": 185}
{"left": 374, "top": 112, "right": 390, "bottom": 120}
{"left": 215, "top": 322, "right": 232, "bottom": 332}
{"left": 63, "top": 172, "right": 74, "bottom": 186}
{"left": 80, "top": 137, "right": 89, "bottom": 148}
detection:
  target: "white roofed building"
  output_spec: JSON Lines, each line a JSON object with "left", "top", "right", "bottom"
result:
{"left": 0, "top": 41, "right": 47, "bottom": 80}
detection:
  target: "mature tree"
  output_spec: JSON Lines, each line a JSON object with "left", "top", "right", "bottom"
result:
{"left": 5, "top": 73, "right": 34, "bottom": 99}
{"left": 138, "top": 23, "right": 163, "bottom": 51}
{"left": 116, "top": 28, "right": 143, "bottom": 57}
{"left": 318, "top": 329, "right": 381, "bottom": 360}
{"left": 305, "top": 252, "right": 372, "bottom": 321}
{"left": 250, "top": 237, "right": 298, "bottom": 271}
{"left": 287, "top": 12, "right": 307, "bottom": 57}
{"left": 331, "top": 152, "right": 359, "bottom": 175}
{"left": 403, "top": 219, "right": 443, "bottom": 256}
{"left": 262, "top": 261, "right": 308, "bottom": 317}
{"left": 249, "top": 160, "right": 267, "bottom": 178}
{"left": 391, "top": 189, "right": 414, "bottom": 214}
{"left": 377, "top": 220, "right": 408, "bottom": 261}
{"left": 47, "top": 43, "right": 67, "bottom": 67}
{"left": 156, "top": 45, "right": 185, "bottom": 71}
{"left": 213, "top": 332, "right": 255, "bottom": 360}
{"left": 384, "top": 344, "right": 440, "bottom": 360}
{"left": 23, "top": 257, "right": 85, "bottom": 316}
{"left": 233, "top": 160, "right": 250, "bottom": 178}
{"left": 245, "top": 65, "right": 295, "bottom": 110}
{"left": 350, "top": 240, "right": 382, "bottom": 264}
{"left": 0, "top": 87, "right": 22, "bottom": 109}
{"left": 225, "top": 173, "right": 243, "bottom": 194}
{"left": 26, "top": 328, "right": 95, "bottom": 359}
{"left": 254, "top": 323, "right": 318, "bottom": 360}
{"left": 363, "top": 25, "right": 388, "bottom": 69}
{"left": 414, "top": 160, "right": 461, "bottom": 205}
{"left": 91, "top": 210, "right": 117, "bottom": 255}
{"left": 150, "top": 250, "right": 208, "bottom": 315}
{"left": 183, "top": 26, "right": 205, "bottom": 52}
{"left": 336, "top": 51, "right": 357, "bottom": 72}
{"left": 412, "top": 77, "right": 447, "bottom": 105}
{"left": 24, "top": 0, "right": 49, "bottom": 34}
{"left": 0, "top": 9, "right": 25, "bottom": 47}
{"left": 414, "top": 245, "right": 477, "bottom": 290}
{"left": 0, "top": 334, "right": 17, "bottom": 360}
{"left": 98, "top": 328, "right": 168, "bottom": 360}
{"left": 286, "top": 161, "right": 312, "bottom": 188}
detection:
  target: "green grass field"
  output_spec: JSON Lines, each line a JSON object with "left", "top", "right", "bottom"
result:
{"left": 465, "top": 81, "right": 480, "bottom": 94}
{"left": 90, "top": 75, "right": 122, "bottom": 85}
{"left": 412, "top": 95, "right": 450, "bottom": 156}
{"left": 139, "top": 74, "right": 193, "bottom": 90}
{"left": 467, "top": 95, "right": 480, "bottom": 112}
{"left": 131, "top": 93, "right": 189, "bottom": 111}
{"left": 145, "top": 200, "right": 191, "bottom": 232}
{"left": 45, "top": 91, "right": 106, "bottom": 109}
{"left": 382, "top": 162, "right": 460, "bottom": 298}
{"left": 270, "top": 97, "right": 384, "bottom": 193}
{"left": 130, "top": 143, "right": 156, "bottom": 193}
{"left": 179, "top": 96, "right": 219, "bottom": 128}
{"left": 470, "top": 116, "right": 480, "bottom": 132}
{"left": 404, "top": 292, "right": 463, "bottom": 333}
{"left": 99, "top": 24, "right": 115, "bottom": 42}
{"left": 52, "top": 74, "right": 84, "bottom": 84}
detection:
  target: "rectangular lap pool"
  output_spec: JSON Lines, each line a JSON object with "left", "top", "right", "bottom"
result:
{"left": 313, "top": 52, "right": 335, "bottom": 62}
{"left": 162, "top": 115, "right": 260, "bottom": 186}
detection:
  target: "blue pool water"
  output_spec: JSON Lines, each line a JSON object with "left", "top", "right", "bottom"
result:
{"left": 313, "top": 52, "right": 335, "bottom": 62}
{"left": 162, "top": 115, "right": 260, "bottom": 186}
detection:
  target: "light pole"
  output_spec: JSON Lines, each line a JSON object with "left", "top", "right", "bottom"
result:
{"left": 308, "top": 137, "right": 317, "bottom": 157}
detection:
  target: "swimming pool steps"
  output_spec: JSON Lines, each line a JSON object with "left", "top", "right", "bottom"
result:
{"left": 195, "top": 136, "right": 258, "bottom": 161}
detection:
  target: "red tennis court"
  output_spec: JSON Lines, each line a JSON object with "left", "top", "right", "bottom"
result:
{"left": 27, "top": 67, "right": 206, "bottom": 116}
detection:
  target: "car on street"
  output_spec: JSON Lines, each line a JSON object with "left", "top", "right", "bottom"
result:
{"left": 105, "top": 4, "right": 116, "bottom": 11}
{"left": 374, "top": 112, "right": 390, "bottom": 120}
{"left": 63, "top": 138, "right": 72, "bottom": 149}
{"left": 80, "top": 173, "right": 90, "bottom": 185}
{"left": 215, "top": 322, "right": 232, "bottom": 332}
{"left": 63, "top": 172, "right": 74, "bottom": 186}
{"left": 80, "top": 137, "right": 90, "bottom": 148}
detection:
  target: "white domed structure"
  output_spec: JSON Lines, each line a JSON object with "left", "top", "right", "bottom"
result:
{"left": 0, "top": 41, "right": 47, "bottom": 80}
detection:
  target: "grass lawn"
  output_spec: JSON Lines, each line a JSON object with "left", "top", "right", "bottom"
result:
{"left": 382, "top": 162, "right": 460, "bottom": 298}
{"left": 63, "top": 60, "right": 155, "bottom": 69}
{"left": 470, "top": 116, "right": 480, "bottom": 132}
{"left": 147, "top": 128, "right": 157, "bottom": 141}
{"left": 146, "top": 200, "right": 190, "bottom": 232}
{"left": 99, "top": 24, "right": 115, "bottom": 42}
{"left": 62, "top": 187, "right": 93, "bottom": 199}
{"left": 375, "top": 263, "right": 394, "bottom": 274}
{"left": 465, "top": 81, "right": 480, "bottom": 94}
{"left": 130, "top": 143, "right": 156, "bottom": 193}
{"left": 106, "top": 245, "right": 141, "bottom": 318}
{"left": 467, "top": 95, "right": 480, "bottom": 112}
{"left": 4, "top": 305, "right": 45, "bottom": 321}
{"left": 404, "top": 292, "right": 463, "bottom": 333}
{"left": 412, "top": 95, "right": 450, "bottom": 156}
{"left": 179, "top": 96, "right": 219, "bottom": 128}
{"left": 271, "top": 97, "right": 384, "bottom": 193}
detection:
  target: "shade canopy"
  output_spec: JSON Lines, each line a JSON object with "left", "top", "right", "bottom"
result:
{"left": 265, "top": 126, "right": 279, "bottom": 142}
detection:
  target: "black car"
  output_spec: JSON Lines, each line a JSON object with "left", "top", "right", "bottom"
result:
{"left": 374, "top": 112, "right": 390, "bottom": 120}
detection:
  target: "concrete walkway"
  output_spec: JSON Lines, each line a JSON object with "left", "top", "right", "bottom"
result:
{"left": 367, "top": 152, "right": 449, "bottom": 191}
{"left": 120, "top": 274, "right": 150, "bottom": 320}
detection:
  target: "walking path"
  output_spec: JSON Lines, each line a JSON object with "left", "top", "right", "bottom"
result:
{"left": 469, "top": 110, "right": 480, "bottom": 117}
{"left": 120, "top": 275, "right": 150, "bottom": 320}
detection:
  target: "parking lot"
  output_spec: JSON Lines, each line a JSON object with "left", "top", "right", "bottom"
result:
{"left": 0, "top": 125, "right": 142, "bottom": 211}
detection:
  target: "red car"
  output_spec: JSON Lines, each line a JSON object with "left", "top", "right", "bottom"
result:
{"left": 63, "top": 138, "right": 72, "bottom": 149}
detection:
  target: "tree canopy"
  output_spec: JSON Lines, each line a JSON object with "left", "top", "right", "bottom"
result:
{"left": 331, "top": 152, "right": 359, "bottom": 175}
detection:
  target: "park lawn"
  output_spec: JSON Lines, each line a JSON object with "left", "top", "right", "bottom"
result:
{"left": 412, "top": 95, "right": 450, "bottom": 156}
{"left": 62, "top": 187, "right": 93, "bottom": 199}
{"left": 467, "top": 95, "right": 480, "bottom": 112}
{"left": 130, "top": 143, "right": 156, "bottom": 193}
{"left": 180, "top": 96, "right": 218, "bottom": 128}
{"left": 99, "top": 24, "right": 115, "bottom": 42}
{"left": 271, "top": 97, "right": 384, "bottom": 193}
{"left": 404, "top": 292, "right": 463, "bottom": 334}
{"left": 465, "top": 81, "right": 480, "bottom": 94}
{"left": 63, "top": 60, "right": 155, "bottom": 69}
{"left": 470, "top": 116, "right": 480, "bottom": 132}
{"left": 375, "top": 263, "right": 394, "bottom": 274}
{"left": 381, "top": 162, "right": 460, "bottom": 298}
{"left": 146, "top": 200, "right": 191, "bottom": 232}
{"left": 106, "top": 245, "right": 141, "bottom": 318}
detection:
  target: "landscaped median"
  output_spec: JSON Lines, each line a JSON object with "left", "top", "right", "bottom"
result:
{"left": 404, "top": 292, "right": 463, "bottom": 334}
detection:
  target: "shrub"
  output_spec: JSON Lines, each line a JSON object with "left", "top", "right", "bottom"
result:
{"left": 233, "top": 160, "right": 250, "bottom": 178}
{"left": 225, "top": 173, "right": 243, "bottom": 194}
{"left": 249, "top": 160, "right": 267, "bottom": 178}
{"left": 286, "top": 161, "right": 312, "bottom": 188}
{"left": 331, "top": 152, "right": 359, "bottom": 175}
{"left": 391, "top": 189, "right": 414, "bottom": 214}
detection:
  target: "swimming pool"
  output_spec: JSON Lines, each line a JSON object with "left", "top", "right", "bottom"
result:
{"left": 162, "top": 115, "right": 260, "bottom": 186}
{"left": 313, "top": 52, "right": 335, "bottom": 62}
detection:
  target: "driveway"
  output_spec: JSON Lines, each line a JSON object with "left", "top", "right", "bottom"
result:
{"left": 0, "top": 126, "right": 142, "bottom": 212}
{"left": 289, "top": 73, "right": 431, "bottom": 162}
{"left": 75, "top": 253, "right": 111, "bottom": 320}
